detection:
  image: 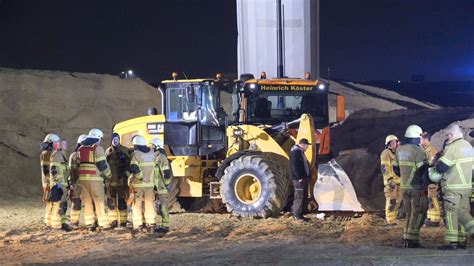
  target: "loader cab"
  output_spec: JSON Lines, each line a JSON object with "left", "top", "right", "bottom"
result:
{"left": 160, "top": 77, "right": 233, "bottom": 157}
{"left": 234, "top": 76, "right": 329, "bottom": 128}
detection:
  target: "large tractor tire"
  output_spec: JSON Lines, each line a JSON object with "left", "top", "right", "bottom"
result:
{"left": 220, "top": 154, "right": 289, "bottom": 218}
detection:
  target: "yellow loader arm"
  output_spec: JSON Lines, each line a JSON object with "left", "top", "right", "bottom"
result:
{"left": 295, "top": 114, "right": 316, "bottom": 168}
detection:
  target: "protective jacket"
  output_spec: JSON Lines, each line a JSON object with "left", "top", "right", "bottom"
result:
{"left": 380, "top": 148, "right": 400, "bottom": 187}
{"left": 436, "top": 137, "right": 474, "bottom": 193}
{"left": 129, "top": 146, "right": 157, "bottom": 188}
{"left": 106, "top": 145, "right": 132, "bottom": 186}
{"left": 290, "top": 145, "right": 311, "bottom": 181}
{"left": 394, "top": 143, "right": 427, "bottom": 190}
{"left": 154, "top": 150, "right": 172, "bottom": 194}
{"left": 422, "top": 143, "right": 438, "bottom": 165}
{"left": 40, "top": 150, "right": 52, "bottom": 188}
{"left": 50, "top": 150, "right": 69, "bottom": 187}
{"left": 68, "top": 151, "right": 80, "bottom": 184}
{"left": 77, "top": 139, "right": 111, "bottom": 181}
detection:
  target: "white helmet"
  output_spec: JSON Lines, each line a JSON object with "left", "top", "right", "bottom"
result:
{"left": 43, "top": 133, "right": 60, "bottom": 143}
{"left": 88, "top": 128, "right": 104, "bottom": 139}
{"left": 385, "top": 135, "right": 399, "bottom": 145}
{"left": 404, "top": 125, "right": 423, "bottom": 138}
{"left": 150, "top": 138, "right": 164, "bottom": 148}
{"left": 77, "top": 134, "right": 88, "bottom": 144}
{"left": 132, "top": 135, "right": 147, "bottom": 146}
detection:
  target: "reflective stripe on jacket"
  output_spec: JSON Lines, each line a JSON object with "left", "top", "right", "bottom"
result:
{"left": 439, "top": 138, "right": 474, "bottom": 192}
{"left": 50, "top": 150, "right": 69, "bottom": 186}
{"left": 78, "top": 144, "right": 111, "bottom": 181}
{"left": 380, "top": 148, "right": 400, "bottom": 186}
{"left": 154, "top": 152, "right": 171, "bottom": 193}
{"left": 40, "top": 150, "right": 52, "bottom": 188}
{"left": 130, "top": 150, "right": 157, "bottom": 188}
{"left": 394, "top": 144, "right": 427, "bottom": 190}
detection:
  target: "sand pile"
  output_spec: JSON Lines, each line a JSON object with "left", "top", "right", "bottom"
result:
{"left": 0, "top": 68, "right": 162, "bottom": 198}
{"left": 327, "top": 80, "right": 439, "bottom": 122}
{"left": 430, "top": 118, "right": 474, "bottom": 150}
{"left": 331, "top": 108, "right": 474, "bottom": 210}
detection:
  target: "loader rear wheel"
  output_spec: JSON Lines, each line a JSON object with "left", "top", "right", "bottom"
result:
{"left": 220, "top": 154, "right": 289, "bottom": 218}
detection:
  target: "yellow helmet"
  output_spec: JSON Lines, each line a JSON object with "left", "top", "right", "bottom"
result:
{"left": 404, "top": 125, "right": 423, "bottom": 138}
{"left": 385, "top": 135, "right": 398, "bottom": 145}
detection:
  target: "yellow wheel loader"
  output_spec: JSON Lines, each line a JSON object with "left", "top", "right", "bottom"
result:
{"left": 113, "top": 73, "right": 348, "bottom": 217}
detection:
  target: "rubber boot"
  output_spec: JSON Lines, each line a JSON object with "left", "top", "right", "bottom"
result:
{"left": 437, "top": 243, "right": 459, "bottom": 250}
{"left": 403, "top": 240, "right": 425, "bottom": 249}
{"left": 87, "top": 224, "right": 98, "bottom": 232}
{"left": 109, "top": 220, "right": 118, "bottom": 229}
{"left": 70, "top": 221, "right": 80, "bottom": 230}
{"left": 459, "top": 239, "right": 467, "bottom": 249}
{"left": 61, "top": 223, "right": 72, "bottom": 232}
{"left": 148, "top": 224, "right": 157, "bottom": 234}
{"left": 154, "top": 227, "right": 169, "bottom": 238}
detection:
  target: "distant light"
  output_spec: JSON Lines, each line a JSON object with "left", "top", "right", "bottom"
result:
{"left": 128, "top": 70, "right": 133, "bottom": 75}
{"left": 397, "top": 80, "right": 401, "bottom": 84}
{"left": 318, "top": 84, "right": 326, "bottom": 90}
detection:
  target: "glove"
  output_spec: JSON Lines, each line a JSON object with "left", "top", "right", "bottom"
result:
{"left": 166, "top": 184, "right": 173, "bottom": 192}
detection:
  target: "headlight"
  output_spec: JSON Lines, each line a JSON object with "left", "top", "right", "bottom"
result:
{"left": 233, "top": 128, "right": 244, "bottom": 137}
{"left": 249, "top": 83, "right": 257, "bottom": 90}
{"left": 318, "top": 84, "right": 325, "bottom": 90}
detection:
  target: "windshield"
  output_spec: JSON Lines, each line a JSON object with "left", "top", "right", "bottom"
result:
{"left": 246, "top": 93, "right": 328, "bottom": 127}
{"left": 166, "top": 86, "right": 199, "bottom": 122}
{"left": 166, "top": 84, "right": 221, "bottom": 126}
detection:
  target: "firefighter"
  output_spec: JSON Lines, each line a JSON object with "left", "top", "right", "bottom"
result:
{"left": 129, "top": 135, "right": 158, "bottom": 233}
{"left": 77, "top": 128, "right": 112, "bottom": 231}
{"left": 150, "top": 138, "right": 173, "bottom": 237}
{"left": 68, "top": 134, "right": 88, "bottom": 228}
{"left": 420, "top": 132, "right": 441, "bottom": 226}
{"left": 39, "top": 133, "right": 60, "bottom": 228}
{"left": 393, "top": 125, "right": 428, "bottom": 248}
{"left": 49, "top": 139, "right": 72, "bottom": 231}
{"left": 380, "top": 135, "right": 401, "bottom": 224}
{"left": 105, "top": 133, "right": 132, "bottom": 228}
{"left": 430, "top": 124, "right": 474, "bottom": 250}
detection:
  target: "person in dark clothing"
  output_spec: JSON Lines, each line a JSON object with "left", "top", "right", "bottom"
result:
{"left": 290, "top": 138, "right": 312, "bottom": 221}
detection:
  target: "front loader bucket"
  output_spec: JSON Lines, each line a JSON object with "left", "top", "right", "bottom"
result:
{"left": 314, "top": 159, "right": 364, "bottom": 212}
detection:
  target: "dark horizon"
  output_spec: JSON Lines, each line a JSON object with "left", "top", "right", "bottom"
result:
{"left": 1, "top": 0, "right": 474, "bottom": 83}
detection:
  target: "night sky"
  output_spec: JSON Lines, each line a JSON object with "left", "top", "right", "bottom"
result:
{"left": 1, "top": 0, "right": 474, "bottom": 83}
